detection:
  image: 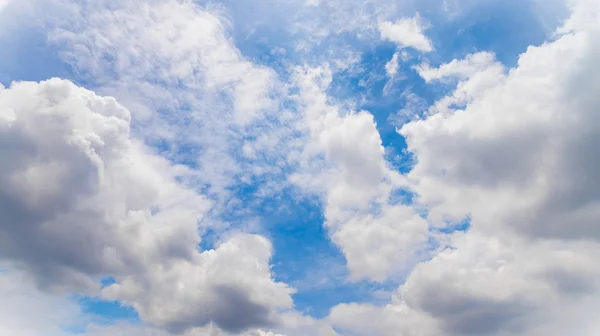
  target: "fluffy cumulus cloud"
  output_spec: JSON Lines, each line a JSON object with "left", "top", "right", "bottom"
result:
{"left": 331, "top": 233, "right": 600, "bottom": 336}
{"left": 102, "top": 234, "right": 294, "bottom": 334}
{"left": 0, "top": 78, "right": 207, "bottom": 292}
{"left": 403, "top": 0, "right": 600, "bottom": 240}
{"left": 329, "top": 0, "right": 600, "bottom": 335}
{"left": 0, "top": 78, "right": 293, "bottom": 333}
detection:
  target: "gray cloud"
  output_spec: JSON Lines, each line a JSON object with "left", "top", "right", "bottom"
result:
{"left": 330, "top": 1, "right": 600, "bottom": 335}
{"left": 0, "top": 78, "right": 293, "bottom": 333}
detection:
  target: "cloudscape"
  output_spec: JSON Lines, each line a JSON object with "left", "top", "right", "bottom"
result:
{"left": 1, "top": 0, "right": 599, "bottom": 335}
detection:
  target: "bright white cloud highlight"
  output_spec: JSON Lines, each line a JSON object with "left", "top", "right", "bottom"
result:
{"left": 379, "top": 14, "right": 433, "bottom": 52}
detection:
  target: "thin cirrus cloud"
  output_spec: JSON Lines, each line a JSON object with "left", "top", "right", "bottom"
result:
{"left": 1, "top": 0, "right": 600, "bottom": 335}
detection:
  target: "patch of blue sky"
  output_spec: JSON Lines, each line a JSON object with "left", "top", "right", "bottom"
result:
{"left": 262, "top": 195, "right": 401, "bottom": 318}
{"left": 424, "top": 0, "right": 560, "bottom": 67}
{"left": 323, "top": 43, "right": 435, "bottom": 171}
{"left": 61, "top": 294, "right": 139, "bottom": 334}
{"left": 77, "top": 296, "right": 140, "bottom": 323}
{"left": 100, "top": 276, "right": 117, "bottom": 289}
{"left": 198, "top": 166, "right": 395, "bottom": 318}
{"left": 389, "top": 188, "right": 417, "bottom": 206}
{"left": 0, "top": 17, "right": 70, "bottom": 85}
{"left": 227, "top": 20, "right": 298, "bottom": 77}
{"left": 434, "top": 216, "right": 472, "bottom": 234}
{"left": 294, "top": 279, "right": 401, "bottom": 318}
{"left": 62, "top": 277, "right": 141, "bottom": 333}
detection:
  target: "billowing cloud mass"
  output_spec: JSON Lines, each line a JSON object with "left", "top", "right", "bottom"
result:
{"left": 1, "top": 0, "right": 600, "bottom": 335}
{"left": 330, "top": 0, "right": 600, "bottom": 335}
{"left": 0, "top": 78, "right": 293, "bottom": 333}
{"left": 0, "top": 78, "right": 208, "bottom": 292}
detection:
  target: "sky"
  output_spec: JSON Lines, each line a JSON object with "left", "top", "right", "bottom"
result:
{"left": 1, "top": 0, "right": 600, "bottom": 335}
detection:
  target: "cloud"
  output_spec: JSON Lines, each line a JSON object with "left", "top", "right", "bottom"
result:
{"left": 42, "top": 0, "right": 292, "bottom": 199}
{"left": 329, "top": 301, "right": 437, "bottom": 336}
{"left": 330, "top": 232, "right": 600, "bottom": 336}
{"left": 400, "top": 233, "right": 600, "bottom": 335}
{"left": 0, "top": 78, "right": 293, "bottom": 333}
{"left": 0, "top": 78, "right": 207, "bottom": 292}
{"left": 79, "top": 311, "right": 337, "bottom": 336}
{"left": 384, "top": 52, "right": 400, "bottom": 78}
{"left": 379, "top": 14, "right": 433, "bottom": 52}
{"left": 414, "top": 51, "right": 497, "bottom": 82}
{"left": 102, "top": 234, "right": 294, "bottom": 334}
{"left": 329, "top": 1, "right": 600, "bottom": 335}
{"left": 0, "top": 271, "right": 331, "bottom": 336}
{"left": 289, "top": 65, "right": 430, "bottom": 282}
{"left": 402, "top": 0, "right": 600, "bottom": 240}
{"left": 0, "top": 269, "right": 85, "bottom": 336}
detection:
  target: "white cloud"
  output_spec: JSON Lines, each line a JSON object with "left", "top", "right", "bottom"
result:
{"left": 397, "top": 232, "right": 600, "bottom": 335}
{"left": 1, "top": 270, "right": 333, "bottom": 336}
{"left": 414, "top": 52, "right": 506, "bottom": 117}
{"left": 385, "top": 52, "right": 400, "bottom": 78}
{"left": 329, "top": 1, "right": 600, "bottom": 335}
{"left": 0, "top": 78, "right": 293, "bottom": 333}
{"left": 402, "top": 0, "right": 600, "bottom": 239}
{"left": 415, "top": 51, "right": 497, "bottom": 82}
{"left": 79, "top": 311, "right": 338, "bottom": 336}
{"left": 102, "top": 234, "right": 294, "bottom": 334}
{"left": 330, "top": 232, "right": 600, "bottom": 336}
{"left": 43, "top": 0, "right": 291, "bottom": 198}
{"left": 0, "top": 78, "right": 207, "bottom": 292}
{"left": 379, "top": 14, "right": 433, "bottom": 52}
{"left": 329, "top": 301, "right": 437, "bottom": 336}
{"left": 289, "top": 65, "right": 430, "bottom": 282}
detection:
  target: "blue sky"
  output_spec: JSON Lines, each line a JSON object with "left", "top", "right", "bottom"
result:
{"left": 3, "top": 0, "right": 600, "bottom": 336}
